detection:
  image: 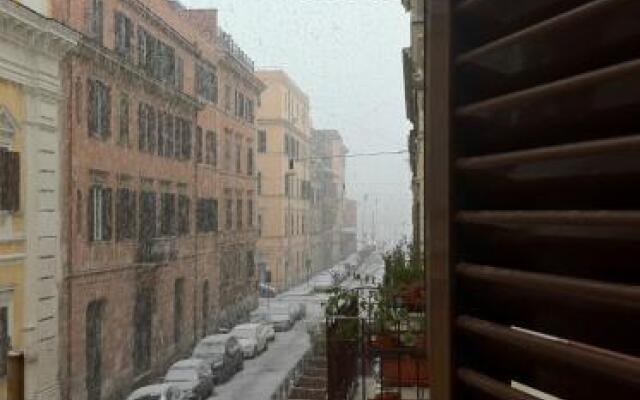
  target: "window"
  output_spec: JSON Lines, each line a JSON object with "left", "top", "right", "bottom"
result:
{"left": 178, "top": 194, "right": 190, "bottom": 235}
{"left": 195, "top": 126, "right": 203, "bottom": 163}
{"left": 89, "top": 0, "right": 104, "bottom": 45}
{"left": 237, "top": 92, "right": 245, "bottom": 118}
{"left": 284, "top": 174, "right": 290, "bottom": 197}
{"left": 236, "top": 199, "right": 243, "bottom": 229}
{"left": 157, "top": 112, "right": 165, "bottom": 156}
{"left": 0, "top": 150, "right": 19, "bottom": 212}
{"left": 133, "top": 287, "right": 153, "bottom": 373}
{"left": 118, "top": 95, "right": 129, "bottom": 145}
{"left": 0, "top": 306, "right": 10, "bottom": 377}
{"left": 246, "top": 251, "right": 254, "bottom": 277}
{"left": 257, "top": 172, "right": 262, "bottom": 195}
{"left": 247, "top": 147, "right": 254, "bottom": 176}
{"left": 205, "top": 130, "right": 217, "bottom": 166}
{"left": 164, "top": 113, "right": 173, "bottom": 158}
{"left": 174, "top": 279, "right": 184, "bottom": 344}
{"left": 224, "top": 85, "right": 231, "bottom": 112}
{"left": 247, "top": 197, "right": 253, "bottom": 227}
{"left": 88, "top": 79, "right": 110, "bottom": 139}
{"left": 180, "top": 119, "right": 192, "bottom": 160}
{"left": 175, "top": 56, "right": 184, "bottom": 91}
{"left": 224, "top": 132, "right": 231, "bottom": 171}
{"left": 147, "top": 106, "right": 156, "bottom": 153}
{"left": 236, "top": 142, "right": 242, "bottom": 173}
{"left": 139, "top": 190, "right": 157, "bottom": 239}
{"left": 196, "top": 198, "right": 217, "bottom": 233}
{"left": 160, "top": 192, "right": 176, "bottom": 236}
{"left": 225, "top": 196, "right": 233, "bottom": 230}
{"left": 168, "top": 114, "right": 176, "bottom": 158}
{"left": 195, "top": 64, "right": 217, "bottom": 103}
{"left": 138, "top": 29, "right": 176, "bottom": 85}
{"left": 116, "top": 187, "right": 136, "bottom": 240}
{"left": 138, "top": 103, "right": 147, "bottom": 151}
{"left": 114, "top": 12, "right": 133, "bottom": 60}
{"left": 258, "top": 130, "right": 267, "bottom": 153}
{"left": 89, "top": 184, "right": 112, "bottom": 242}
{"left": 257, "top": 214, "right": 262, "bottom": 237}
{"left": 86, "top": 300, "right": 104, "bottom": 400}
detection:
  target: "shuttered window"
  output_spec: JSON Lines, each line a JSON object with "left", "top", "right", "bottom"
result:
{"left": 428, "top": 1, "right": 640, "bottom": 399}
{"left": 88, "top": 79, "right": 110, "bottom": 139}
{"left": 88, "top": 184, "right": 111, "bottom": 242}
{"left": 0, "top": 150, "right": 19, "bottom": 212}
{"left": 116, "top": 187, "right": 136, "bottom": 240}
{"left": 114, "top": 12, "right": 133, "bottom": 60}
{"left": 177, "top": 194, "right": 190, "bottom": 235}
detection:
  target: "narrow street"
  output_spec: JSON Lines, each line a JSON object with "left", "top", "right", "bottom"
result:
{"left": 212, "top": 252, "right": 384, "bottom": 400}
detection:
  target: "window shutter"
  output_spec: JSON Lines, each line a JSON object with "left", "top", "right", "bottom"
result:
{"left": 116, "top": 188, "right": 124, "bottom": 240}
{"left": 175, "top": 57, "right": 184, "bottom": 91}
{"left": 88, "top": 186, "right": 95, "bottom": 242}
{"left": 96, "top": 0, "right": 103, "bottom": 45}
{"left": 138, "top": 29, "right": 146, "bottom": 67}
{"left": 129, "top": 190, "right": 137, "bottom": 239}
{"left": 5, "top": 152, "right": 19, "bottom": 212}
{"left": 138, "top": 103, "right": 146, "bottom": 151}
{"left": 88, "top": 80, "right": 96, "bottom": 136}
{"left": 105, "top": 85, "right": 111, "bottom": 137}
{"left": 125, "top": 16, "right": 133, "bottom": 60}
{"left": 147, "top": 106, "right": 156, "bottom": 153}
{"left": 182, "top": 122, "right": 191, "bottom": 160}
{"left": 157, "top": 111, "right": 164, "bottom": 157}
{"left": 102, "top": 188, "right": 112, "bottom": 241}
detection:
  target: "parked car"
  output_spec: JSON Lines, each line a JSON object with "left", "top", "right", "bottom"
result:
{"left": 164, "top": 359, "right": 214, "bottom": 400}
{"left": 262, "top": 322, "right": 276, "bottom": 341}
{"left": 231, "top": 323, "right": 269, "bottom": 358}
{"left": 192, "top": 334, "right": 243, "bottom": 384}
{"left": 259, "top": 283, "right": 277, "bottom": 297}
{"left": 127, "top": 383, "right": 183, "bottom": 400}
{"left": 268, "top": 312, "right": 293, "bottom": 332}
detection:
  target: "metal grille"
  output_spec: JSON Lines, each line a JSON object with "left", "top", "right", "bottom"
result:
{"left": 427, "top": 1, "right": 640, "bottom": 398}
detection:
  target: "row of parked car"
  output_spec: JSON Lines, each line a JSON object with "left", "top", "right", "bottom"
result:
{"left": 126, "top": 301, "right": 306, "bottom": 400}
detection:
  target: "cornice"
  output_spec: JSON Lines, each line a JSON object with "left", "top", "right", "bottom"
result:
{"left": 219, "top": 54, "right": 266, "bottom": 94}
{"left": 0, "top": 0, "right": 78, "bottom": 57}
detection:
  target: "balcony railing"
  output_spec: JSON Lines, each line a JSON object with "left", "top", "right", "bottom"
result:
{"left": 136, "top": 237, "right": 178, "bottom": 264}
{"left": 217, "top": 27, "right": 255, "bottom": 72}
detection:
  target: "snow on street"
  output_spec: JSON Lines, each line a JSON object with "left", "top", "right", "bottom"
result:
{"left": 210, "top": 251, "right": 384, "bottom": 400}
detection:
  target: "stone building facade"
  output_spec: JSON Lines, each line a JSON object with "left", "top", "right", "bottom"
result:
{"left": 49, "top": 1, "right": 262, "bottom": 398}
{"left": 0, "top": 1, "right": 77, "bottom": 399}
{"left": 255, "top": 70, "right": 313, "bottom": 291}
{"left": 402, "top": 0, "right": 425, "bottom": 254}
{"left": 311, "top": 129, "right": 348, "bottom": 270}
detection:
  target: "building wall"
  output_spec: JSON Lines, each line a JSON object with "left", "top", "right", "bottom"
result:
{"left": 311, "top": 129, "right": 348, "bottom": 268}
{"left": 403, "top": 0, "right": 425, "bottom": 254}
{"left": 49, "top": 1, "right": 262, "bottom": 398}
{"left": 0, "top": 2, "right": 77, "bottom": 399}
{"left": 255, "top": 70, "right": 312, "bottom": 291}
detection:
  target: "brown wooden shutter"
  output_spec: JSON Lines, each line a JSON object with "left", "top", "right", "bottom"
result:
{"left": 102, "top": 188, "right": 112, "bottom": 241}
{"left": 428, "top": 1, "right": 640, "bottom": 399}
{"left": 88, "top": 186, "right": 95, "bottom": 242}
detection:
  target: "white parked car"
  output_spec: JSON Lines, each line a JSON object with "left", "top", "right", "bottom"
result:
{"left": 262, "top": 322, "right": 276, "bottom": 341}
{"left": 126, "top": 383, "right": 183, "bottom": 400}
{"left": 268, "top": 312, "right": 293, "bottom": 332}
{"left": 231, "top": 323, "right": 269, "bottom": 358}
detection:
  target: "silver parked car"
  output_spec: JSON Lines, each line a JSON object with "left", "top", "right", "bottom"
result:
{"left": 164, "top": 359, "right": 214, "bottom": 400}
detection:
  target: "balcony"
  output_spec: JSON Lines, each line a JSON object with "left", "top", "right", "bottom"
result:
{"left": 136, "top": 237, "right": 178, "bottom": 264}
{"left": 217, "top": 27, "right": 255, "bottom": 72}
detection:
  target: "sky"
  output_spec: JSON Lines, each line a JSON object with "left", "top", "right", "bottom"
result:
{"left": 183, "top": 0, "right": 413, "bottom": 244}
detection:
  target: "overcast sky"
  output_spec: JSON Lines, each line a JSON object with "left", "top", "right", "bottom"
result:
{"left": 184, "top": 0, "right": 412, "bottom": 243}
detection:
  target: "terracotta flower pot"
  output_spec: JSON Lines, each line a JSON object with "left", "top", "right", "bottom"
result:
{"left": 381, "top": 354, "right": 430, "bottom": 387}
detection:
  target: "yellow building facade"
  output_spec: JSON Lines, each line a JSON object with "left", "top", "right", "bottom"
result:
{"left": 255, "top": 70, "right": 313, "bottom": 291}
{"left": 0, "top": 1, "right": 77, "bottom": 399}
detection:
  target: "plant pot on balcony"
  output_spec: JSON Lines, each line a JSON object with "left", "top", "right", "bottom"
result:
{"left": 370, "top": 333, "right": 399, "bottom": 350}
{"left": 396, "top": 283, "right": 425, "bottom": 312}
{"left": 381, "top": 353, "right": 430, "bottom": 387}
